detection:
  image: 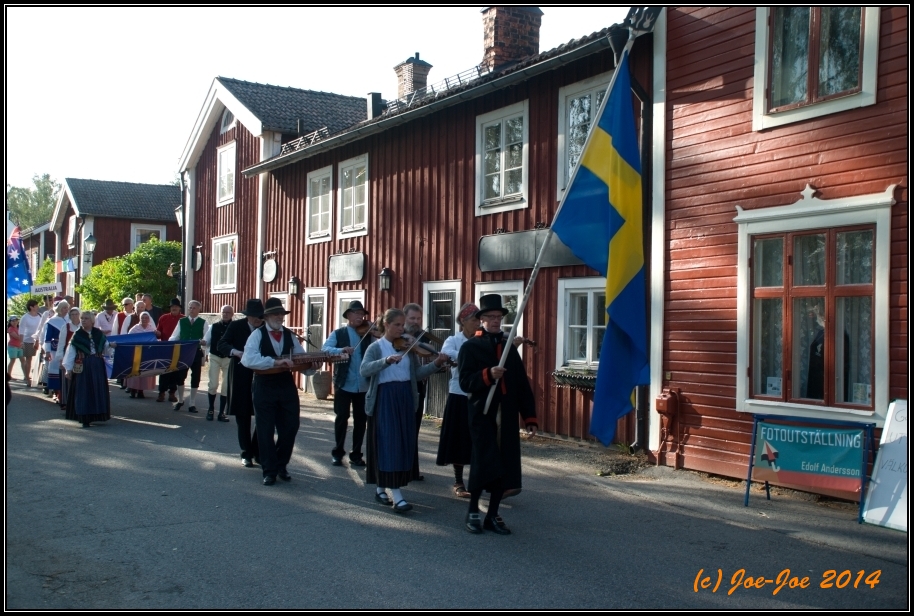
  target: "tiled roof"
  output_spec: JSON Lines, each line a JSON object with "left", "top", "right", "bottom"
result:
{"left": 217, "top": 77, "right": 367, "bottom": 135}
{"left": 65, "top": 178, "right": 181, "bottom": 222}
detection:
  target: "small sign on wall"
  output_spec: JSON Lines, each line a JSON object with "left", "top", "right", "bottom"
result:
{"left": 329, "top": 253, "right": 364, "bottom": 283}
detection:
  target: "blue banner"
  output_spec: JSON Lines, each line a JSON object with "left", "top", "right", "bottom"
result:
{"left": 109, "top": 339, "right": 200, "bottom": 379}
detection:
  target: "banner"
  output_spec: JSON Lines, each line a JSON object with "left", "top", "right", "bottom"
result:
{"left": 108, "top": 339, "right": 200, "bottom": 379}
{"left": 31, "top": 282, "right": 62, "bottom": 294}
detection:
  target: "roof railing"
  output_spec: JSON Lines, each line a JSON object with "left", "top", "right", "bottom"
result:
{"left": 280, "top": 126, "right": 330, "bottom": 156}
{"left": 382, "top": 63, "right": 493, "bottom": 117}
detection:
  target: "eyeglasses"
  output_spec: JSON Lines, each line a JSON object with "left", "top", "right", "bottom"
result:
{"left": 480, "top": 313, "right": 504, "bottom": 321}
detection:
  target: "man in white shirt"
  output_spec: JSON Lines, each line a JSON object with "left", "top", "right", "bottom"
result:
{"left": 96, "top": 299, "right": 118, "bottom": 337}
{"left": 169, "top": 300, "right": 209, "bottom": 413}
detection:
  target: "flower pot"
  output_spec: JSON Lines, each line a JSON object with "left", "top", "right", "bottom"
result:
{"left": 311, "top": 371, "right": 332, "bottom": 400}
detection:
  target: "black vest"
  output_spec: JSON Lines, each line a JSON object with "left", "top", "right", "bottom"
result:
{"left": 209, "top": 320, "right": 232, "bottom": 358}
{"left": 254, "top": 326, "right": 295, "bottom": 385}
{"left": 331, "top": 325, "right": 372, "bottom": 389}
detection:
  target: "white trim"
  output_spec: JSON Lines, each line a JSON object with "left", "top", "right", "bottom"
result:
{"left": 649, "top": 8, "right": 667, "bottom": 453}
{"left": 555, "top": 277, "right": 606, "bottom": 371}
{"left": 210, "top": 234, "right": 238, "bottom": 294}
{"left": 424, "top": 279, "right": 462, "bottom": 337}
{"left": 752, "top": 7, "right": 881, "bottom": 131}
{"left": 475, "top": 100, "right": 529, "bottom": 215}
{"left": 337, "top": 154, "right": 369, "bottom": 239}
{"left": 130, "top": 223, "right": 166, "bottom": 251}
{"left": 184, "top": 168, "right": 196, "bottom": 304}
{"left": 303, "top": 287, "right": 328, "bottom": 349}
{"left": 734, "top": 184, "right": 894, "bottom": 427}
{"left": 219, "top": 108, "right": 236, "bottom": 134}
{"left": 474, "top": 280, "right": 524, "bottom": 340}
{"left": 556, "top": 70, "right": 613, "bottom": 200}
{"left": 217, "top": 142, "right": 236, "bottom": 206}
{"left": 334, "top": 290, "right": 365, "bottom": 330}
{"left": 80, "top": 216, "right": 94, "bottom": 280}
{"left": 256, "top": 132, "right": 281, "bottom": 301}
{"left": 306, "top": 164, "right": 334, "bottom": 244}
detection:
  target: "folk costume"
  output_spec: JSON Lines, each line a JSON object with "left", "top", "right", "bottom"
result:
{"left": 43, "top": 313, "right": 67, "bottom": 397}
{"left": 125, "top": 315, "right": 158, "bottom": 397}
{"left": 58, "top": 312, "right": 80, "bottom": 410}
{"left": 155, "top": 300, "right": 184, "bottom": 401}
{"left": 436, "top": 327, "right": 474, "bottom": 495}
{"left": 62, "top": 327, "right": 112, "bottom": 427}
{"left": 169, "top": 311, "right": 209, "bottom": 412}
{"left": 218, "top": 299, "right": 263, "bottom": 466}
{"left": 203, "top": 312, "right": 233, "bottom": 421}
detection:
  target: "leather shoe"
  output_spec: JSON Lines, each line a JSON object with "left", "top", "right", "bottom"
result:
{"left": 188, "top": 406, "right": 198, "bottom": 413}
{"left": 278, "top": 470, "right": 292, "bottom": 481}
{"left": 483, "top": 515, "right": 511, "bottom": 535}
{"left": 375, "top": 492, "right": 392, "bottom": 506}
{"left": 172, "top": 402, "right": 184, "bottom": 412}
{"left": 242, "top": 457, "right": 254, "bottom": 468}
{"left": 168, "top": 392, "right": 178, "bottom": 402}
{"left": 349, "top": 458, "right": 366, "bottom": 467}
{"left": 393, "top": 499, "right": 413, "bottom": 513}
{"left": 331, "top": 457, "right": 343, "bottom": 466}
{"left": 156, "top": 392, "right": 165, "bottom": 402}
{"left": 217, "top": 413, "right": 229, "bottom": 422}
{"left": 206, "top": 410, "right": 214, "bottom": 420}
{"left": 465, "top": 512, "right": 484, "bottom": 534}
{"left": 263, "top": 475, "right": 276, "bottom": 486}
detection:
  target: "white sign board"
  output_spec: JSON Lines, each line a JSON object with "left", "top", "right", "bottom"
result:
{"left": 862, "top": 400, "right": 907, "bottom": 531}
{"left": 31, "top": 282, "right": 62, "bottom": 294}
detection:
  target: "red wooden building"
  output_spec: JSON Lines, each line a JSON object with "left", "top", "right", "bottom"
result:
{"left": 19, "top": 222, "right": 55, "bottom": 280}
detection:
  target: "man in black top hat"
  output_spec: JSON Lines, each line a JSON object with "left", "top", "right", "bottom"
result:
{"left": 322, "top": 299, "right": 372, "bottom": 467}
{"left": 218, "top": 299, "right": 264, "bottom": 468}
{"left": 458, "top": 294, "right": 538, "bottom": 535}
{"left": 242, "top": 297, "right": 320, "bottom": 485}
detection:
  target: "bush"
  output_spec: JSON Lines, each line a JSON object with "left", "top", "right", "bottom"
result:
{"left": 76, "top": 237, "right": 182, "bottom": 309}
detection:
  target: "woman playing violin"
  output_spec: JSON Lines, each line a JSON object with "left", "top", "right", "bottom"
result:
{"left": 361, "top": 308, "right": 449, "bottom": 513}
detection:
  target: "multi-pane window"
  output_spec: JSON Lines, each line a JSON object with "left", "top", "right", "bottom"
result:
{"left": 211, "top": 235, "right": 237, "bottom": 292}
{"left": 476, "top": 101, "right": 528, "bottom": 215}
{"left": 217, "top": 143, "right": 235, "bottom": 205}
{"left": 307, "top": 166, "right": 332, "bottom": 242}
{"left": 556, "top": 278, "right": 606, "bottom": 369}
{"left": 750, "top": 226, "right": 874, "bottom": 407}
{"left": 338, "top": 155, "right": 368, "bottom": 235}
{"left": 131, "top": 224, "right": 165, "bottom": 251}
{"left": 565, "top": 86, "right": 607, "bottom": 187}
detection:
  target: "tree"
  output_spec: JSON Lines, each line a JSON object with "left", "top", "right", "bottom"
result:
{"left": 6, "top": 257, "right": 57, "bottom": 316}
{"left": 6, "top": 174, "right": 61, "bottom": 229}
{"left": 76, "top": 237, "right": 182, "bottom": 309}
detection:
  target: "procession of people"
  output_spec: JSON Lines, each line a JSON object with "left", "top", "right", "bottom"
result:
{"left": 7, "top": 291, "right": 538, "bottom": 534}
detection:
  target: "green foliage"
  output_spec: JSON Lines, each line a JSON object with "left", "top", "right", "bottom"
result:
{"left": 6, "top": 257, "right": 58, "bottom": 316}
{"left": 6, "top": 174, "right": 60, "bottom": 228}
{"left": 76, "top": 237, "right": 182, "bottom": 309}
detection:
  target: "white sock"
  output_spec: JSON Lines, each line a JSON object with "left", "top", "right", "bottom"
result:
{"left": 189, "top": 387, "right": 198, "bottom": 406}
{"left": 376, "top": 487, "right": 386, "bottom": 496}
{"left": 178, "top": 385, "right": 185, "bottom": 403}
{"left": 390, "top": 488, "right": 404, "bottom": 503}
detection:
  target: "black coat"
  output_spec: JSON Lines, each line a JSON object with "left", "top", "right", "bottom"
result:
{"left": 217, "top": 319, "right": 256, "bottom": 417}
{"left": 458, "top": 330, "right": 536, "bottom": 492}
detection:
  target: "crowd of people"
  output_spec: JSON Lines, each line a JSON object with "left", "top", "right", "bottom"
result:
{"left": 8, "top": 291, "right": 538, "bottom": 534}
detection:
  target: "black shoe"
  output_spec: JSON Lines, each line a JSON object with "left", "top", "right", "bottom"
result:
{"left": 393, "top": 500, "right": 413, "bottom": 513}
{"left": 331, "top": 457, "right": 343, "bottom": 466}
{"left": 374, "top": 492, "right": 392, "bottom": 506}
{"left": 188, "top": 406, "right": 197, "bottom": 413}
{"left": 415, "top": 475, "right": 425, "bottom": 481}
{"left": 130, "top": 392, "right": 137, "bottom": 399}
{"left": 484, "top": 515, "right": 511, "bottom": 535}
{"left": 172, "top": 402, "right": 183, "bottom": 412}
{"left": 349, "top": 458, "right": 366, "bottom": 467}
{"left": 278, "top": 470, "right": 292, "bottom": 481}
{"left": 206, "top": 410, "right": 214, "bottom": 421}
{"left": 217, "top": 413, "right": 229, "bottom": 422}
{"left": 263, "top": 475, "right": 276, "bottom": 486}
{"left": 242, "top": 457, "right": 254, "bottom": 468}
{"left": 466, "top": 512, "right": 484, "bottom": 534}
{"left": 137, "top": 391, "right": 145, "bottom": 399}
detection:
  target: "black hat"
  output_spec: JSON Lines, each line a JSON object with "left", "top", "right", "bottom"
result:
{"left": 241, "top": 299, "right": 265, "bottom": 318}
{"left": 263, "top": 297, "right": 290, "bottom": 316}
{"left": 343, "top": 300, "right": 367, "bottom": 318}
{"left": 475, "top": 294, "right": 509, "bottom": 318}
{"left": 169, "top": 298, "right": 182, "bottom": 307}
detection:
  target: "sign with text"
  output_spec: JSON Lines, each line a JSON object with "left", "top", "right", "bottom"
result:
{"left": 478, "top": 229, "right": 584, "bottom": 272}
{"left": 862, "top": 400, "right": 907, "bottom": 532}
{"left": 31, "top": 282, "right": 62, "bottom": 294}
{"left": 328, "top": 253, "right": 364, "bottom": 283}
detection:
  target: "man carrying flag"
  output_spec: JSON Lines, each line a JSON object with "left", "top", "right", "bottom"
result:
{"left": 6, "top": 225, "right": 33, "bottom": 300}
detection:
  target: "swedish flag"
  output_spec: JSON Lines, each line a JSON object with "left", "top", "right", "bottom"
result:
{"left": 551, "top": 50, "right": 648, "bottom": 446}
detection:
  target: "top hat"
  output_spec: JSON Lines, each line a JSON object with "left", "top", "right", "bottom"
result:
{"left": 263, "top": 297, "right": 290, "bottom": 316}
{"left": 241, "top": 299, "right": 265, "bottom": 318}
{"left": 169, "top": 298, "right": 182, "bottom": 308}
{"left": 343, "top": 300, "right": 367, "bottom": 318}
{"left": 104, "top": 299, "right": 117, "bottom": 310}
{"left": 475, "top": 294, "right": 509, "bottom": 318}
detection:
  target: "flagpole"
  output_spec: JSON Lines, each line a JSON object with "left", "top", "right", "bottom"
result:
{"left": 481, "top": 31, "right": 638, "bottom": 416}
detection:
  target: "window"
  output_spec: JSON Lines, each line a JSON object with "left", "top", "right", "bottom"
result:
{"left": 735, "top": 184, "right": 893, "bottom": 423}
{"left": 555, "top": 277, "right": 606, "bottom": 370}
{"left": 424, "top": 280, "right": 461, "bottom": 339}
{"left": 475, "top": 280, "right": 524, "bottom": 339}
{"left": 557, "top": 72, "right": 611, "bottom": 198}
{"left": 335, "top": 290, "right": 365, "bottom": 329}
{"left": 752, "top": 7, "right": 880, "bottom": 130}
{"left": 304, "top": 287, "right": 327, "bottom": 349}
{"left": 211, "top": 235, "right": 237, "bottom": 293}
{"left": 220, "top": 108, "right": 235, "bottom": 134}
{"left": 66, "top": 214, "right": 77, "bottom": 249}
{"left": 475, "top": 100, "right": 529, "bottom": 215}
{"left": 338, "top": 155, "right": 368, "bottom": 238}
{"left": 217, "top": 143, "right": 236, "bottom": 205}
{"left": 306, "top": 165, "right": 332, "bottom": 243}
{"left": 130, "top": 223, "right": 166, "bottom": 251}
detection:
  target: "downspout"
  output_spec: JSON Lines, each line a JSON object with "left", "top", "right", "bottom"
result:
{"left": 183, "top": 169, "right": 196, "bottom": 303}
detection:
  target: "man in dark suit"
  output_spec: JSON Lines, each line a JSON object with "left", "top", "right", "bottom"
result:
{"left": 217, "top": 298, "right": 263, "bottom": 468}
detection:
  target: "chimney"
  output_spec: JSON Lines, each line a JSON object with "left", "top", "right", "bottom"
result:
{"left": 393, "top": 52, "right": 433, "bottom": 99}
{"left": 481, "top": 6, "right": 543, "bottom": 71}
{"left": 367, "top": 92, "right": 383, "bottom": 119}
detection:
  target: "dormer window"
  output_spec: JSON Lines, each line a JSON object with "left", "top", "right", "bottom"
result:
{"left": 220, "top": 108, "right": 235, "bottom": 134}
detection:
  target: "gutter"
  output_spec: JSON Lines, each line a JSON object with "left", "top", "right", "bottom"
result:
{"left": 242, "top": 34, "right": 614, "bottom": 177}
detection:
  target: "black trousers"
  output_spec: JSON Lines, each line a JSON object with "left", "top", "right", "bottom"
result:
{"left": 252, "top": 375, "right": 300, "bottom": 478}
{"left": 332, "top": 389, "right": 367, "bottom": 461}
{"left": 174, "top": 349, "right": 204, "bottom": 389}
{"left": 236, "top": 411, "right": 259, "bottom": 461}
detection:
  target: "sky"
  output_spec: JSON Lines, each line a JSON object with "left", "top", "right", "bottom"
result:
{"left": 5, "top": 6, "right": 629, "bottom": 191}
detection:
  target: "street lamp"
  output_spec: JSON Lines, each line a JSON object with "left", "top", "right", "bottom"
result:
{"left": 83, "top": 233, "right": 97, "bottom": 262}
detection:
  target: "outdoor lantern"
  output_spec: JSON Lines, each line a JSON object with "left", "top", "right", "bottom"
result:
{"left": 174, "top": 204, "right": 184, "bottom": 227}
{"left": 83, "top": 233, "right": 97, "bottom": 257}
{"left": 379, "top": 267, "right": 393, "bottom": 291}
{"left": 288, "top": 276, "right": 300, "bottom": 297}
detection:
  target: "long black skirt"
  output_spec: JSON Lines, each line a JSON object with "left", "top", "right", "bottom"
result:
{"left": 365, "top": 381, "right": 416, "bottom": 489}
{"left": 435, "top": 393, "right": 472, "bottom": 466}
{"left": 65, "top": 356, "right": 111, "bottom": 424}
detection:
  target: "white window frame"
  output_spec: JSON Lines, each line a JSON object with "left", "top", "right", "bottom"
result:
{"left": 474, "top": 280, "right": 524, "bottom": 341}
{"left": 556, "top": 70, "right": 612, "bottom": 200}
{"left": 734, "top": 184, "right": 893, "bottom": 426}
{"left": 334, "top": 289, "right": 365, "bottom": 330}
{"left": 475, "top": 100, "right": 529, "bottom": 216}
{"left": 423, "top": 279, "right": 461, "bottom": 338}
{"left": 220, "top": 108, "right": 235, "bottom": 134}
{"left": 304, "top": 287, "right": 328, "bottom": 349}
{"left": 217, "top": 142, "right": 236, "bottom": 206}
{"left": 210, "top": 234, "right": 238, "bottom": 294}
{"left": 337, "top": 154, "right": 369, "bottom": 239}
{"left": 66, "top": 214, "right": 77, "bottom": 249}
{"left": 752, "top": 7, "right": 880, "bottom": 131}
{"left": 306, "top": 165, "right": 333, "bottom": 244}
{"left": 130, "top": 223, "right": 166, "bottom": 251}
{"left": 555, "top": 277, "right": 606, "bottom": 371}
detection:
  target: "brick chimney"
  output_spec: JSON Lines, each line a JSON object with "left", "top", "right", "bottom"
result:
{"left": 393, "top": 53, "right": 433, "bottom": 99}
{"left": 481, "top": 6, "right": 543, "bottom": 71}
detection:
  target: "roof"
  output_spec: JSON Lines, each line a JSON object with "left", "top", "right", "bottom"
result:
{"left": 63, "top": 178, "right": 181, "bottom": 222}
{"left": 216, "top": 77, "right": 366, "bottom": 136}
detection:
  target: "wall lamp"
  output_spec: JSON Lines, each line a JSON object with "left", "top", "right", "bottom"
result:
{"left": 288, "top": 275, "right": 301, "bottom": 297}
{"left": 379, "top": 267, "right": 393, "bottom": 292}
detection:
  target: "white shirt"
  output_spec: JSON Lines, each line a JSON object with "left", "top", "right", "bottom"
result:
{"left": 96, "top": 310, "right": 117, "bottom": 334}
{"left": 241, "top": 325, "right": 306, "bottom": 372}
{"left": 441, "top": 331, "right": 471, "bottom": 396}
{"left": 18, "top": 312, "right": 42, "bottom": 343}
{"left": 61, "top": 331, "right": 112, "bottom": 370}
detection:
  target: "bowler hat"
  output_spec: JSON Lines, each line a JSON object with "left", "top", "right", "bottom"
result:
{"left": 475, "top": 294, "right": 509, "bottom": 318}
{"left": 343, "top": 300, "right": 367, "bottom": 318}
{"left": 263, "top": 297, "right": 290, "bottom": 316}
{"left": 241, "top": 299, "right": 265, "bottom": 318}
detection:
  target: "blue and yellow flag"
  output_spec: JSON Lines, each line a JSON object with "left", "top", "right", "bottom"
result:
{"left": 109, "top": 339, "right": 200, "bottom": 379}
{"left": 551, "top": 51, "right": 648, "bottom": 446}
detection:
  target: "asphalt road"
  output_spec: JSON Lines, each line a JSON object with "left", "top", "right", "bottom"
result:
{"left": 4, "top": 375, "right": 908, "bottom": 609}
